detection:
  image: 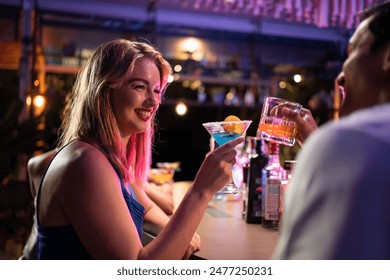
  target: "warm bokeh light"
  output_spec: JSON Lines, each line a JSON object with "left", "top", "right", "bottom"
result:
{"left": 182, "top": 80, "right": 190, "bottom": 88}
{"left": 173, "top": 73, "right": 180, "bottom": 81}
{"left": 294, "top": 74, "right": 302, "bottom": 83}
{"left": 226, "top": 91, "right": 234, "bottom": 101}
{"left": 26, "top": 95, "right": 32, "bottom": 106}
{"left": 33, "top": 79, "right": 40, "bottom": 87}
{"left": 167, "top": 74, "right": 174, "bottom": 83}
{"left": 175, "top": 102, "right": 188, "bottom": 116}
{"left": 279, "top": 81, "right": 287, "bottom": 89}
{"left": 36, "top": 140, "right": 46, "bottom": 147}
{"left": 190, "top": 80, "right": 202, "bottom": 90}
{"left": 33, "top": 95, "right": 46, "bottom": 108}
{"left": 182, "top": 37, "right": 200, "bottom": 54}
{"left": 174, "top": 64, "right": 182, "bottom": 72}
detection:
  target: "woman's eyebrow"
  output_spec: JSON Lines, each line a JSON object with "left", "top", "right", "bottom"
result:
{"left": 128, "top": 78, "right": 162, "bottom": 90}
{"left": 128, "top": 78, "right": 149, "bottom": 84}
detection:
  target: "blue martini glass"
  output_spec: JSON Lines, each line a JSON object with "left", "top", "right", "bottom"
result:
{"left": 203, "top": 120, "right": 252, "bottom": 194}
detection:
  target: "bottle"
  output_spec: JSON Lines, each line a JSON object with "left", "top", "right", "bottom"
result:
{"left": 244, "top": 87, "right": 255, "bottom": 106}
{"left": 243, "top": 137, "right": 268, "bottom": 223}
{"left": 242, "top": 161, "right": 250, "bottom": 219}
{"left": 262, "top": 142, "right": 284, "bottom": 229}
{"left": 241, "top": 138, "right": 252, "bottom": 219}
{"left": 279, "top": 160, "right": 296, "bottom": 227}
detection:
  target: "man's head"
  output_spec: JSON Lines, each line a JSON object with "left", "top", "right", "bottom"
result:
{"left": 361, "top": 0, "right": 390, "bottom": 52}
{"left": 337, "top": 0, "right": 390, "bottom": 117}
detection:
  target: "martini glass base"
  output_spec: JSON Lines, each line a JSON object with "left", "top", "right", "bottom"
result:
{"left": 218, "top": 182, "right": 243, "bottom": 194}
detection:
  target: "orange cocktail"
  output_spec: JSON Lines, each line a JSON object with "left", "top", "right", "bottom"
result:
{"left": 257, "top": 119, "right": 298, "bottom": 139}
{"left": 257, "top": 97, "right": 302, "bottom": 146}
{"left": 149, "top": 168, "right": 174, "bottom": 184}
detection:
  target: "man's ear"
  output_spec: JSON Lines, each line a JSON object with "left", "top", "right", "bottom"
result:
{"left": 383, "top": 42, "right": 390, "bottom": 71}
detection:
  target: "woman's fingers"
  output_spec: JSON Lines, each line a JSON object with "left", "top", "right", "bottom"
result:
{"left": 211, "top": 137, "right": 244, "bottom": 164}
{"left": 193, "top": 136, "right": 245, "bottom": 196}
{"left": 214, "top": 137, "right": 244, "bottom": 153}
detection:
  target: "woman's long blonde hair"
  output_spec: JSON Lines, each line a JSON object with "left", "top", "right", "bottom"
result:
{"left": 58, "top": 39, "right": 172, "bottom": 188}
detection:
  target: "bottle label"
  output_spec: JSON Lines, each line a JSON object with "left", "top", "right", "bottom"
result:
{"left": 252, "top": 191, "right": 262, "bottom": 217}
{"left": 264, "top": 178, "right": 280, "bottom": 221}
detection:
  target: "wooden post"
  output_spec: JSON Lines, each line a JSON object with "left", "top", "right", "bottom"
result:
{"left": 18, "top": 0, "right": 36, "bottom": 122}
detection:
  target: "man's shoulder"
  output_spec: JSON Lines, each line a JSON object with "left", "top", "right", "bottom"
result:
{"left": 317, "top": 103, "right": 390, "bottom": 144}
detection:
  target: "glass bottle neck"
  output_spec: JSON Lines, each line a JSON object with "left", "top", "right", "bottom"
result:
{"left": 268, "top": 154, "right": 280, "bottom": 163}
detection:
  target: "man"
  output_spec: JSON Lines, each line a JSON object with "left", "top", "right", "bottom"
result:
{"left": 274, "top": 1, "right": 390, "bottom": 259}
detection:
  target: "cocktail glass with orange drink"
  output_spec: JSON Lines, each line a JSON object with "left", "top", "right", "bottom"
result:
{"left": 149, "top": 162, "right": 180, "bottom": 185}
{"left": 257, "top": 97, "right": 302, "bottom": 146}
{"left": 149, "top": 168, "right": 174, "bottom": 185}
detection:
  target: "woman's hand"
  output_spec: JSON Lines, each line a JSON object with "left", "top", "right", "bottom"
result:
{"left": 282, "top": 107, "right": 318, "bottom": 146}
{"left": 182, "top": 232, "right": 201, "bottom": 259}
{"left": 193, "top": 137, "right": 244, "bottom": 197}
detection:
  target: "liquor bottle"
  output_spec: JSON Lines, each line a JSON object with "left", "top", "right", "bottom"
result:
{"left": 244, "top": 87, "right": 255, "bottom": 106}
{"left": 279, "top": 160, "right": 297, "bottom": 226}
{"left": 244, "top": 137, "right": 268, "bottom": 223}
{"left": 262, "top": 142, "right": 284, "bottom": 229}
{"left": 241, "top": 139, "right": 251, "bottom": 219}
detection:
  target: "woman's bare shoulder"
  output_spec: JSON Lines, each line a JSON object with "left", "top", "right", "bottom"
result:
{"left": 58, "top": 141, "right": 107, "bottom": 166}
{"left": 47, "top": 140, "right": 118, "bottom": 192}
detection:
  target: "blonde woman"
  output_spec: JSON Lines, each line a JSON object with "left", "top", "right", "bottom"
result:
{"left": 36, "top": 39, "right": 243, "bottom": 259}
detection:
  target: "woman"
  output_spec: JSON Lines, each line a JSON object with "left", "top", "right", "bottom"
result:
{"left": 36, "top": 39, "right": 243, "bottom": 259}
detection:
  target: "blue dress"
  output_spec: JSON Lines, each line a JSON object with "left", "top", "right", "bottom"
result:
{"left": 36, "top": 149, "right": 145, "bottom": 260}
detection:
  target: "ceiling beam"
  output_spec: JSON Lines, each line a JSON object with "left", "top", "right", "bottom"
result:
{"left": 16, "top": 0, "right": 348, "bottom": 42}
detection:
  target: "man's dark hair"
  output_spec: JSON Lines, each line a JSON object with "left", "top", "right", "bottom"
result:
{"left": 360, "top": 0, "right": 390, "bottom": 51}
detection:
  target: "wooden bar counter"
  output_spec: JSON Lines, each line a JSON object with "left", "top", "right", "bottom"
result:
{"left": 172, "top": 181, "right": 279, "bottom": 260}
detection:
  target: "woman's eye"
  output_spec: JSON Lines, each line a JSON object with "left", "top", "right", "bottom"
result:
{"left": 132, "top": 84, "right": 146, "bottom": 90}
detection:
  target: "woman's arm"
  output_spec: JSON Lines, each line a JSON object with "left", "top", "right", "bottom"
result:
{"left": 132, "top": 186, "right": 170, "bottom": 229}
{"left": 145, "top": 183, "right": 174, "bottom": 215}
{"left": 139, "top": 137, "right": 243, "bottom": 259}
{"left": 133, "top": 178, "right": 201, "bottom": 258}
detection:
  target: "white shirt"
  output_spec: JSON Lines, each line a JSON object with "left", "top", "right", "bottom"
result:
{"left": 273, "top": 103, "right": 390, "bottom": 259}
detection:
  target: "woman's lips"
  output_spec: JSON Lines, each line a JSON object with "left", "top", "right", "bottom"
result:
{"left": 135, "top": 108, "right": 153, "bottom": 121}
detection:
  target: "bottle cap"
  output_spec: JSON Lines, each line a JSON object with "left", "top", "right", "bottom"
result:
{"left": 284, "top": 160, "right": 297, "bottom": 170}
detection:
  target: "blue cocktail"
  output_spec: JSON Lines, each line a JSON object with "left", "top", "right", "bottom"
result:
{"left": 203, "top": 120, "right": 252, "bottom": 194}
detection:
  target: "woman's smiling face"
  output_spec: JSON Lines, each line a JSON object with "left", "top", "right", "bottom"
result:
{"left": 110, "top": 57, "right": 162, "bottom": 137}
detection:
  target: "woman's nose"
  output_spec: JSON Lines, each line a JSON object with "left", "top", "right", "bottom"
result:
{"left": 146, "top": 89, "right": 159, "bottom": 105}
